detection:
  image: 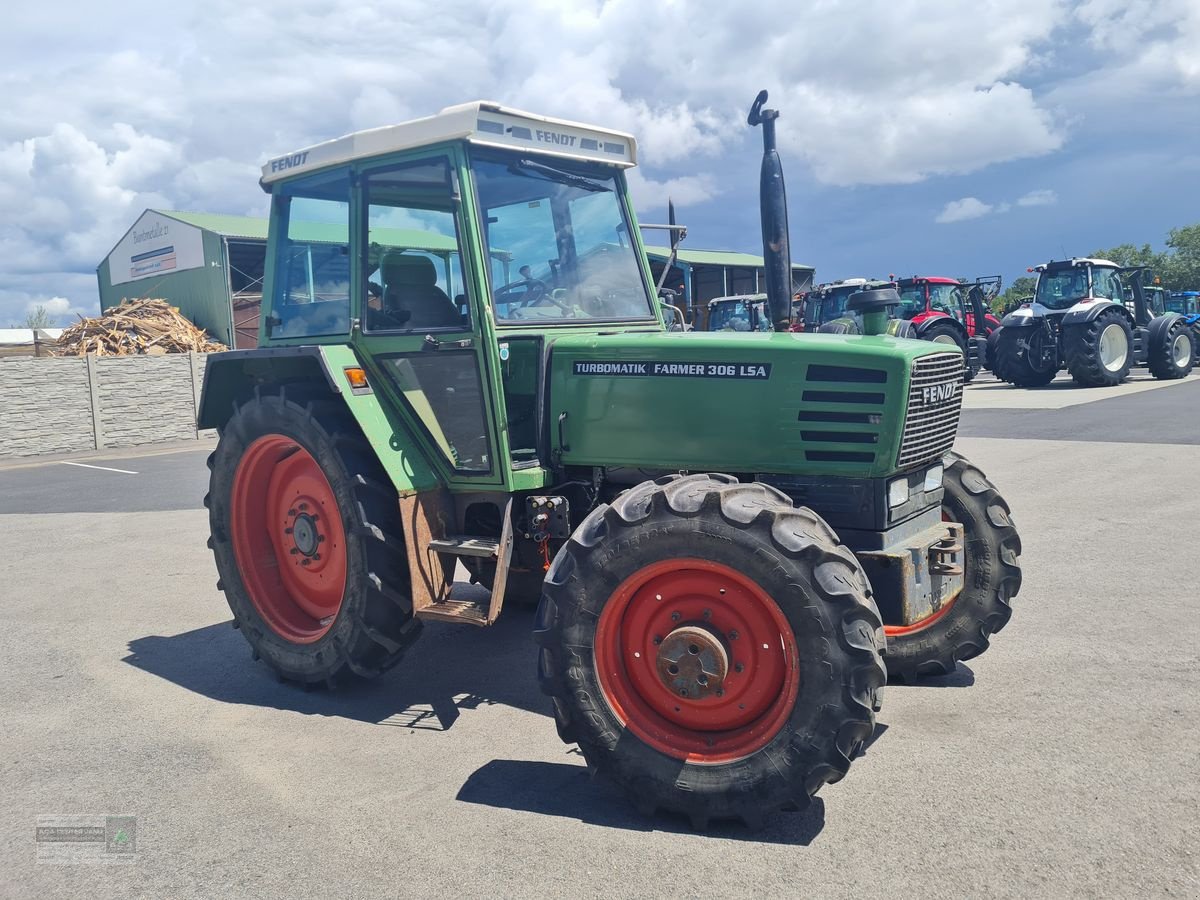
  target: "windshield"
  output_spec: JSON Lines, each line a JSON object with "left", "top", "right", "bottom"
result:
{"left": 472, "top": 151, "right": 654, "bottom": 323}
{"left": 709, "top": 300, "right": 768, "bottom": 331}
{"left": 897, "top": 285, "right": 925, "bottom": 320}
{"left": 1035, "top": 268, "right": 1090, "bottom": 310}
{"left": 820, "top": 287, "right": 857, "bottom": 322}
{"left": 929, "top": 284, "right": 965, "bottom": 320}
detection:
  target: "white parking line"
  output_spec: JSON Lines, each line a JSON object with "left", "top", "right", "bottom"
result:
{"left": 60, "top": 462, "right": 139, "bottom": 475}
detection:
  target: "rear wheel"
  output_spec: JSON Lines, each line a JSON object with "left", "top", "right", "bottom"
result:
{"left": 1064, "top": 309, "right": 1132, "bottom": 386}
{"left": 882, "top": 452, "right": 1022, "bottom": 681}
{"left": 535, "top": 474, "right": 886, "bottom": 828}
{"left": 206, "top": 389, "right": 421, "bottom": 686}
{"left": 1147, "top": 318, "right": 1195, "bottom": 380}
{"left": 993, "top": 326, "right": 1057, "bottom": 387}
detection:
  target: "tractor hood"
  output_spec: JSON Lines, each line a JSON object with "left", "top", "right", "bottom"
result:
{"left": 548, "top": 331, "right": 962, "bottom": 478}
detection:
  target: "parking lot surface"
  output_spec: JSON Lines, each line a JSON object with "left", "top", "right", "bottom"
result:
{"left": 1, "top": 377, "right": 1197, "bottom": 898}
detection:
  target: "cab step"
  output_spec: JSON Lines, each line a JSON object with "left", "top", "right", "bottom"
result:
{"left": 415, "top": 598, "right": 491, "bottom": 625}
{"left": 428, "top": 536, "right": 500, "bottom": 558}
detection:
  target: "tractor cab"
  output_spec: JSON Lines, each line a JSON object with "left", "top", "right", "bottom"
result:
{"left": 801, "top": 278, "right": 878, "bottom": 329}
{"left": 705, "top": 293, "right": 770, "bottom": 331}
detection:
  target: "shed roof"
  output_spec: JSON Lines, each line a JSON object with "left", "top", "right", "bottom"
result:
{"left": 645, "top": 245, "right": 813, "bottom": 270}
{"left": 155, "top": 210, "right": 458, "bottom": 252}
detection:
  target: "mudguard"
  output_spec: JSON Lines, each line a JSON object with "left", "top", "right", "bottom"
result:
{"left": 912, "top": 313, "right": 966, "bottom": 339}
{"left": 197, "top": 344, "right": 439, "bottom": 496}
{"left": 1146, "top": 311, "right": 1186, "bottom": 349}
{"left": 1061, "top": 299, "right": 1131, "bottom": 328}
{"left": 1000, "top": 307, "right": 1041, "bottom": 327}
{"left": 817, "top": 316, "right": 860, "bottom": 335}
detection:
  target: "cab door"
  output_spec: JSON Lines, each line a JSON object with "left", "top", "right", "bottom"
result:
{"left": 351, "top": 151, "right": 507, "bottom": 489}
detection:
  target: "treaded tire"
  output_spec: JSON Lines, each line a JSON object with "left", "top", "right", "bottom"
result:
{"left": 919, "top": 321, "right": 971, "bottom": 382}
{"left": 883, "top": 451, "right": 1022, "bottom": 682}
{"left": 1146, "top": 316, "right": 1195, "bottom": 380}
{"left": 206, "top": 388, "right": 421, "bottom": 686}
{"left": 533, "top": 473, "right": 886, "bottom": 829}
{"left": 993, "top": 327, "right": 1057, "bottom": 387}
{"left": 1064, "top": 308, "right": 1132, "bottom": 387}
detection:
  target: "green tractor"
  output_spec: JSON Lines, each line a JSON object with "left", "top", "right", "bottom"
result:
{"left": 200, "top": 92, "right": 1022, "bottom": 827}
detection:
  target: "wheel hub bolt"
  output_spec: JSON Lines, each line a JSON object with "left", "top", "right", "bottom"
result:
{"left": 735, "top": 662, "right": 744, "bottom": 673}
{"left": 670, "top": 611, "right": 681, "bottom": 622}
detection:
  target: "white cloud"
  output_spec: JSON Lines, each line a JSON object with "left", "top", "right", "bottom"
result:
{"left": 1, "top": 1, "right": 1197, "bottom": 323}
{"left": 1018, "top": 189, "right": 1058, "bottom": 206}
{"left": 936, "top": 197, "right": 994, "bottom": 224}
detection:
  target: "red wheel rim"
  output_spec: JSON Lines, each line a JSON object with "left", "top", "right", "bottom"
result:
{"left": 594, "top": 559, "right": 800, "bottom": 765}
{"left": 230, "top": 434, "right": 347, "bottom": 644}
{"left": 884, "top": 507, "right": 958, "bottom": 637}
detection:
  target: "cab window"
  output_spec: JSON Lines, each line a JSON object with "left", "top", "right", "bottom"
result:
{"left": 271, "top": 170, "right": 351, "bottom": 338}
{"left": 361, "top": 159, "right": 470, "bottom": 333}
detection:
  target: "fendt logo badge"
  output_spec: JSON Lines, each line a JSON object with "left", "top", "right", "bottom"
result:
{"left": 921, "top": 382, "right": 957, "bottom": 405}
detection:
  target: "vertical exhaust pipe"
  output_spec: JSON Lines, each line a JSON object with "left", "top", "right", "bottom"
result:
{"left": 748, "top": 90, "right": 792, "bottom": 331}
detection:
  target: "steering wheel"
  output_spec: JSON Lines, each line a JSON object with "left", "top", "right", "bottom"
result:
{"left": 493, "top": 279, "right": 547, "bottom": 308}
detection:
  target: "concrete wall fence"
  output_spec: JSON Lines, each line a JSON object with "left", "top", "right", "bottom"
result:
{"left": 0, "top": 353, "right": 208, "bottom": 458}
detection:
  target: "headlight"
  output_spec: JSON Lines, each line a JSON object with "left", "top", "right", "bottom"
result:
{"left": 888, "top": 477, "right": 910, "bottom": 508}
{"left": 924, "top": 463, "right": 944, "bottom": 492}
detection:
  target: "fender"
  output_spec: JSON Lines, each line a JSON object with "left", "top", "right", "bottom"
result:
{"left": 1000, "top": 306, "right": 1041, "bottom": 327}
{"left": 198, "top": 344, "right": 439, "bottom": 496}
{"left": 912, "top": 313, "right": 966, "bottom": 339}
{"left": 1145, "top": 311, "right": 1185, "bottom": 347}
{"left": 1060, "top": 299, "right": 1132, "bottom": 328}
{"left": 817, "top": 316, "right": 860, "bottom": 335}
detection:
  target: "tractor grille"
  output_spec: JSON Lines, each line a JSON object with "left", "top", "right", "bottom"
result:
{"left": 897, "top": 352, "right": 963, "bottom": 469}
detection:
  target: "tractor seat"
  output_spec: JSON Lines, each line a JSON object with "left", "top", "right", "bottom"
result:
{"left": 378, "top": 255, "right": 462, "bottom": 330}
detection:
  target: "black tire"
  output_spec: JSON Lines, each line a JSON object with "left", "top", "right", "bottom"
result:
{"left": 993, "top": 326, "right": 1057, "bottom": 387}
{"left": 1146, "top": 317, "right": 1195, "bottom": 380}
{"left": 882, "top": 452, "right": 1023, "bottom": 682}
{"left": 1063, "top": 308, "right": 1133, "bottom": 387}
{"left": 534, "top": 474, "right": 886, "bottom": 828}
{"left": 984, "top": 328, "right": 1000, "bottom": 377}
{"left": 206, "top": 388, "right": 421, "bottom": 686}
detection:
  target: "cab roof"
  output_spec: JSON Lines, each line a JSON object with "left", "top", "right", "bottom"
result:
{"left": 260, "top": 101, "right": 638, "bottom": 186}
{"left": 1036, "top": 257, "right": 1120, "bottom": 271}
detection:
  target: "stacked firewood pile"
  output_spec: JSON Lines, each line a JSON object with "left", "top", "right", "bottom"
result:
{"left": 54, "top": 299, "right": 227, "bottom": 356}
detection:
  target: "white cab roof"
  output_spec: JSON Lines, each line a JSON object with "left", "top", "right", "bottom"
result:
{"left": 1036, "top": 257, "right": 1120, "bottom": 270}
{"left": 261, "top": 101, "right": 638, "bottom": 184}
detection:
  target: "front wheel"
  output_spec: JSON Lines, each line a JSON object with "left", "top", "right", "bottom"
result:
{"left": 206, "top": 389, "right": 421, "bottom": 686}
{"left": 993, "top": 327, "right": 1057, "bottom": 387}
{"left": 882, "top": 452, "right": 1023, "bottom": 681}
{"left": 534, "top": 474, "right": 886, "bottom": 828}
{"left": 1064, "top": 309, "right": 1132, "bottom": 386}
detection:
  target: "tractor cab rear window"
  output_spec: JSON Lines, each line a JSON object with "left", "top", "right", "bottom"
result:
{"left": 271, "top": 170, "right": 353, "bottom": 339}
{"left": 471, "top": 150, "right": 654, "bottom": 324}
{"left": 1035, "top": 268, "right": 1089, "bottom": 310}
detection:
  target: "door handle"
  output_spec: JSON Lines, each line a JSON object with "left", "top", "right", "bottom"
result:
{"left": 557, "top": 411, "right": 570, "bottom": 452}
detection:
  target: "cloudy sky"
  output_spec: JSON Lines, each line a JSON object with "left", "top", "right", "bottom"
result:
{"left": 2, "top": 0, "right": 1198, "bottom": 325}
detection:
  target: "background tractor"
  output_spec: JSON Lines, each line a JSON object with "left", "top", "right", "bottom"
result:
{"left": 704, "top": 293, "right": 770, "bottom": 331}
{"left": 992, "top": 259, "right": 1195, "bottom": 387}
{"left": 809, "top": 276, "right": 998, "bottom": 381}
{"left": 199, "top": 93, "right": 1022, "bottom": 828}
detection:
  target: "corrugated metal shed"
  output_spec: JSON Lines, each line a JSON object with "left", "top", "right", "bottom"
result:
{"left": 645, "top": 245, "right": 814, "bottom": 270}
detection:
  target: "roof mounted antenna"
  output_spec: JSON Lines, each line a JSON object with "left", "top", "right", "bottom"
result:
{"left": 748, "top": 90, "right": 792, "bottom": 331}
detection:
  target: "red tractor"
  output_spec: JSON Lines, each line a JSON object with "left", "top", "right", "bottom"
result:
{"left": 894, "top": 276, "right": 1002, "bottom": 381}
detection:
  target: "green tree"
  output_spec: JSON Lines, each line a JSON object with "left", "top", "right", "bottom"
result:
{"left": 1163, "top": 224, "right": 1200, "bottom": 290}
{"left": 11, "top": 305, "right": 56, "bottom": 328}
{"left": 1087, "top": 242, "right": 1165, "bottom": 271}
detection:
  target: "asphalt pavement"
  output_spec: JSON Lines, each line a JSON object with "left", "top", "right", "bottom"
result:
{"left": 1, "top": 379, "right": 1197, "bottom": 898}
